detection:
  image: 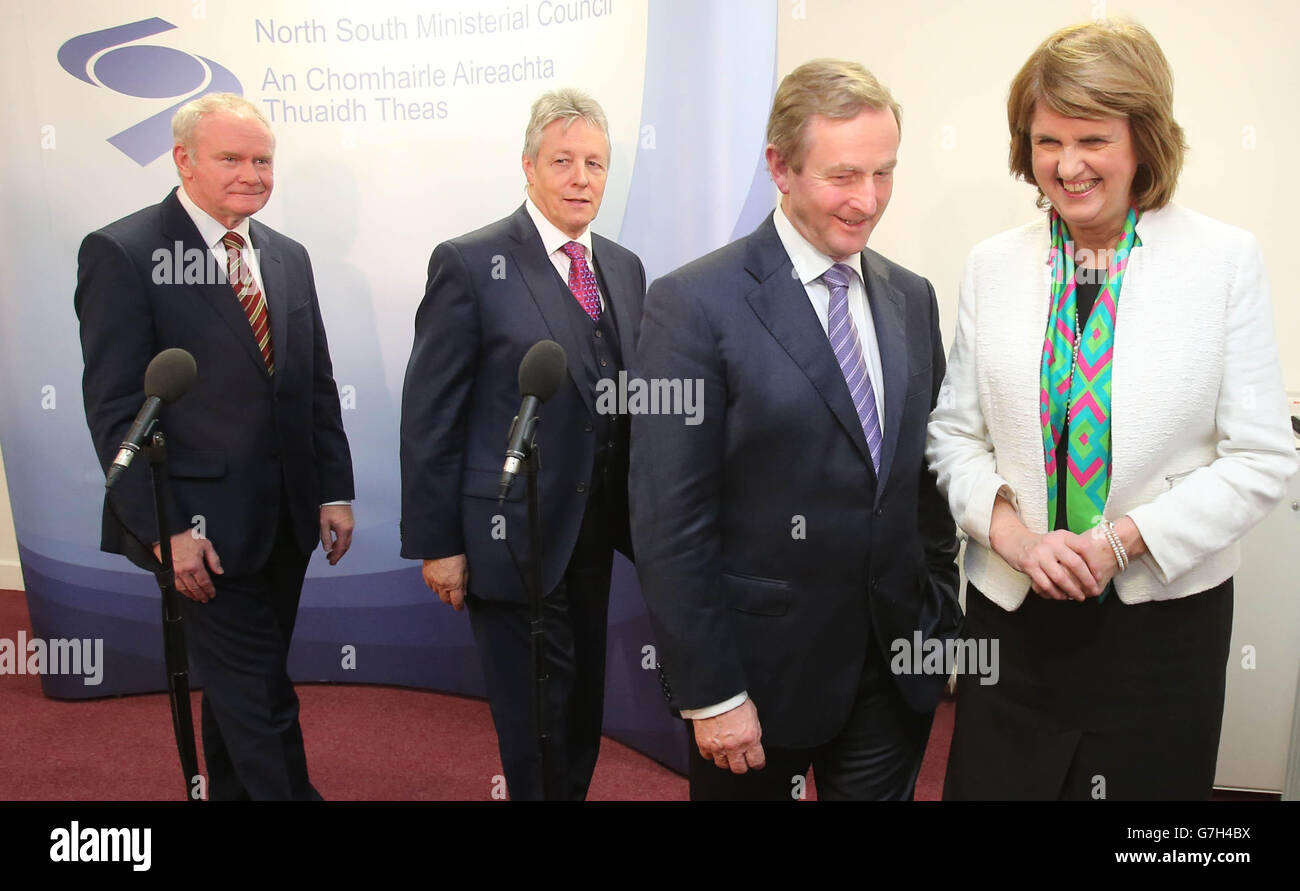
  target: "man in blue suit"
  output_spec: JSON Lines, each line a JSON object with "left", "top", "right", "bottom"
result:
{"left": 76, "top": 94, "right": 355, "bottom": 800}
{"left": 631, "top": 60, "right": 961, "bottom": 800}
{"left": 400, "top": 89, "right": 645, "bottom": 800}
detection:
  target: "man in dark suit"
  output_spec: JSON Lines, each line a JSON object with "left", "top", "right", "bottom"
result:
{"left": 400, "top": 89, "right": 645, "bottom": 800}
{"left": 631, "top": 60, "right": 961, "bottom": 800}
{"left": 76, "top": 93, "right": 355, "bottom": 801}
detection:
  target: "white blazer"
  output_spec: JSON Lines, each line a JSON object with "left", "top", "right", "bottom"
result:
{"left": 927, "top": 204, "right": 1298, "bottom": 611}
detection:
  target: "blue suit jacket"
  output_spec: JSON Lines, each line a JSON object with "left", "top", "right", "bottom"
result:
{"left": 630, "top": 213, "right": 961, "bottom": 749}
{"left": 399, "top": 204, "right": 646, "bottom": 601}
{"left": 76, "top": 188, "right": 354, "bottom": 574}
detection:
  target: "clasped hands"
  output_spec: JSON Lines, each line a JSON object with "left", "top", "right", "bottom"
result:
{"left": 1001, "top": 527, "right": 1119, "bottom": 601}
{"left": 989, "top": 499, "right": 1139, "bottom": 602}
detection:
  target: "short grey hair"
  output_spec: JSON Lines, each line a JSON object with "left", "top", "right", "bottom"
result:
{"left": 522, "top": 88, "right": 610, "bottom": 162}
{"left": 172, "top": 92, "right": 274, "bottom": 153}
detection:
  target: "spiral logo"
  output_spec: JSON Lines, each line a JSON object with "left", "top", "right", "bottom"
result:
{"left": 58, "top": 18, "right": 243, "bottom": 166}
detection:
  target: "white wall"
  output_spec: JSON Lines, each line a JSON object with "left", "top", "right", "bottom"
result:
{"left": 0, "top": 442, "right": 22, "bottom": 590}
{"left": 777, "top": 0, "right": 1299, "bottom": 387}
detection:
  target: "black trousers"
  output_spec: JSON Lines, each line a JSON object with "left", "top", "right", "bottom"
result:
{"left": 466, "top": 494, "right": 614, "bottom": 801}
{"left": 687, "top": 639, "right": 935, "bottom": 801}
{"left": 177, "top": 500, "right": 314, "bottom": 801}
{"left": 944, "top": 579, "right": 1233, "bottom": 801}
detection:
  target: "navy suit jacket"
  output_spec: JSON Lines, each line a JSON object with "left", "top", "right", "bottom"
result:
{"left": 630, "top": 213, "right": 961, "bottom": 749}
{"left": 400, "top": 204, "right": 646, "bottom": 602}
{"left": 76, "top": 188, "right": 354, "bottom": 575}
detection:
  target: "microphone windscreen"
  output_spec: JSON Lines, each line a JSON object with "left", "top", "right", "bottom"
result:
{"left": 143, "top": 348, "right": 198, "bottom": 403}
{"left": 518, "top": 340, "right": 567, "bottom": 402}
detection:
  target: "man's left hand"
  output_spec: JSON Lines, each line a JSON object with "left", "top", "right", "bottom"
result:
{"left": 319, "top": 504, "right": 355, "bottom": 565}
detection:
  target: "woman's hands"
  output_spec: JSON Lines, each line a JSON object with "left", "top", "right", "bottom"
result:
{"left": 988, "top": 496, "right": 1143, "bottom": 601}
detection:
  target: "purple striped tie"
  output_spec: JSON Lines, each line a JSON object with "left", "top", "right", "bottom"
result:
{"left": 823, "top": 263, "right": 881, "bottom": 471}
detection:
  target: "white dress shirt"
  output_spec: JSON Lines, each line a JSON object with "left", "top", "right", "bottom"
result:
{"left": 524, "top": 196, "right": 605, "bottom": 311}
{"left": 176, "top": 183, "right": 266, "bottom": 296}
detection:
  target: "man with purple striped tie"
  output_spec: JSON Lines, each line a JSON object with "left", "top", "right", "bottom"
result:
{"left": 630, "top": 60, "right": 961, "bottom": 800}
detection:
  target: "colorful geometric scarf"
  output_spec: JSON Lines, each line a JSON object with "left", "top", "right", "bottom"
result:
{"left": 1039, "top": 205, "right": 1140, "bottom": 534}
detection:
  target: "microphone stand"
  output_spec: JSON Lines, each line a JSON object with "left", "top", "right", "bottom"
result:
{"left": 144, "top": 427, "right": 200, "bottom": 800}
{"left": 523, "top": 430, "right": 555, "bottom": 800}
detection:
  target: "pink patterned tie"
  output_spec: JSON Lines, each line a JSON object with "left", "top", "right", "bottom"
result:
{"left": 561, "top": 241, "right": 601, "bottom": 322}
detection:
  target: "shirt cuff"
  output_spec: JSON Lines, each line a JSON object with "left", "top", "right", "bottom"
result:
{"left": 320, "top": 501, "right": 352, "bottom": 507}
{"left": 680, "top": 692, "right": 748, "bottom": 720}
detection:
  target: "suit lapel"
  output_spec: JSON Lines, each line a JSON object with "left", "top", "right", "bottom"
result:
{"left": 862, "top": 253, "right": 908, "bottom": 497}
{"left": 160, "top": 191, "right": 270, "bottom": 381}
{"left": 250, "top": 220, "right": 288, "bottom": 392}
{"left": 742, "top": 215, "right": 874, "bottom": 468}
{"left": 506, "top": 205, "right": 596, "bottom": 418}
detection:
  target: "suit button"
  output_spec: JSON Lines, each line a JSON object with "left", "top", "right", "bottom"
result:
{"left": 583, "top": 422, "right": 593, "bottom": 432}
{"left": 599, "top": 359, "right": 608, "bottom": 367}
{"left": 871, "top": 578, "right": 879, "bottom": 592}
{"left": 874, "top": 507, "right": 883, "bottom": 517}
{"left": 594, "top": 330, "right": 603, "bottom": 338}
{"left": 577, "top": 482, "right": 588, "bottom": 494}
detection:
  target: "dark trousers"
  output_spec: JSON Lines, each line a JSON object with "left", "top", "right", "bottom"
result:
{"left": 466, "top": 495, "right": 614, "bottom": 801}
{"left": 688, "top": 640, "right": 934, "bottom": 801}
{"left": 177, "top": 503, "right": 314, "bottom": 801}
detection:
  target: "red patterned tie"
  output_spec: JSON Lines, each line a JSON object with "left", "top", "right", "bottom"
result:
{"left": 561, "top": 241, "right": 601, "bottom": 322}
{"left": 222, "top": 231, "right": 275, "bottom": 374}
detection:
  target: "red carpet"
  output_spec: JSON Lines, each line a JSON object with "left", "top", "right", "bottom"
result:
{"left": 0, "top": 589, "right": 950, "bottom": 800}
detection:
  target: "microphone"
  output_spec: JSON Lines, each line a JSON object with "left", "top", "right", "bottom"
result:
{"left": 105, "top": 348, "right": 198, "bottom": 489}
{"left": 498, "top": 340, "right": 567, "bottom": 502}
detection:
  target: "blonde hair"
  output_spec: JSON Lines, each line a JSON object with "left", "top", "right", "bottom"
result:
{"left": 767, "top": 59, "right": 901, "bottom": 172}
{"left": 171, "top": 93, "right": 273, "bottom": 153}
{"left": 1008, "top": 19, "right": 1186, "bottom": 210}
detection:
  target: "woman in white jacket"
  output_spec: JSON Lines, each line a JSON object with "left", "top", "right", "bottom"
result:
{"left": 926, "top": 19, "right": 1297, "bottom": 799}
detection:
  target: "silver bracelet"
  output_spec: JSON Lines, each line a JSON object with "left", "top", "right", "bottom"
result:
{"left": 1101, "top": 519, "right": 1128, "bottom": 573}
{"left": 1110, "top": 520, "right": 1130, "bottom": 569}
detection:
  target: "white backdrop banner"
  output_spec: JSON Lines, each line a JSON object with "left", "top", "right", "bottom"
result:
{"left": 0, "top": 0, "right": 778, "bottom": 772}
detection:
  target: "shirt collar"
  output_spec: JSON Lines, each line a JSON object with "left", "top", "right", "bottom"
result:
{"left": 773, "top": 202, "right": 864, "bottom": 288}
{"left": 525, "top": 195, "right": 593, "bottom": 260}
{"left": 176, "top": 184, "right": 253, "bottom": 249}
